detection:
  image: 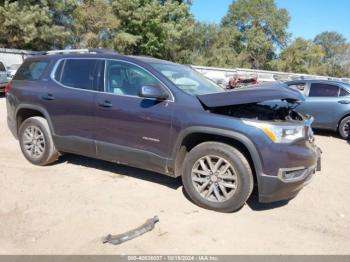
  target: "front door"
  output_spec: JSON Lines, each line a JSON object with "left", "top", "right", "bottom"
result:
{"left": 95, "top": 60, "right": 174, "bottom": 173}
{"left": 297, "top": 82, "right": 341, "bottom": 129}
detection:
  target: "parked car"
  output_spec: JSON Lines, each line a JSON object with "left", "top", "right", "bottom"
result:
{"left": 7, "top": 63, "right": 21, "bottom": 80}
{"left": 6, "top": 49, "right": 321, "bottom": 212}
{"left": 0, "top": 61, "right": 8, "bottom": 93}
{"left": 285, "top": 80, "right": 350, "bottom": 139}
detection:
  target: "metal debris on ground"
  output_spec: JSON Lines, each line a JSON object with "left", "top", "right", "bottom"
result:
{"left": 102, "top": 216, "right": 160, "bottom": 245}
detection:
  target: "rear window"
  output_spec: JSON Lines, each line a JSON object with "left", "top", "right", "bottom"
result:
{"left": 54, "top": 59, "right": 98, "bottom": 90}
{"left": 0, "top": 62, "right": 6, "bottom": 72}
{"left": 14, "top": 60, "right": 48, "bottom": 80}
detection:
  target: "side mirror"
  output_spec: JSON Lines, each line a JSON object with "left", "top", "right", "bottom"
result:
{"left": 138, "top": 86, "right": 169, "bottom": 100}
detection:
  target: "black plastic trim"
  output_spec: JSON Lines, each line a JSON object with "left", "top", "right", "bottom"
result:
{"left": 170, "top": 126, "right": 263, "bottom": 179}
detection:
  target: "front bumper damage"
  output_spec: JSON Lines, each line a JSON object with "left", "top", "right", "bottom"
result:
{"left": 258, "top": 146, "right": 322, "bottom": 203}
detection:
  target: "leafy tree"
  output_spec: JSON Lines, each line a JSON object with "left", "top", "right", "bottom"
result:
{"left": 314, "top": 31, "right": 350, "bottom": 77}
{"left": 314, "top": 32, "right": 347, "bottom": 63}
{"left": 0, "top": 0, "right": 70, "bottom": 50}
{"left": 277, "top": 38, "right": 325, "bottom": 74}
{"left": 72, "top": 0, "right": 120, "bottom": 48}
{"left": 110, "top": 0, "right": 195, "bottom": 62}
{"left": 221, "top": 0, "right": 290, "bottom": 69}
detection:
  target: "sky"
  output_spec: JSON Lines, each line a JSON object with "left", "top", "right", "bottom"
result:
{"left": 191, "top": 0, "right": 350, "bottom": 41}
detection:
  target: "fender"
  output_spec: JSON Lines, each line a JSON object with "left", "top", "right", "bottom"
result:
{"left": 15, "top": 103, "right": 56, "bottom": 137}
{"left": 168, "top": 126, "right": 263, "bottom": 180}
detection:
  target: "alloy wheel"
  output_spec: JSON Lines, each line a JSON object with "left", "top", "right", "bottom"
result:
{"left": 343, "top": 120, "right": 350, "bottom": 138}
{"left": 191, "top": 155, "right": 238, "bottom": 203}
{"left": 22, "top": 126, "right": 46, "bottom": 159}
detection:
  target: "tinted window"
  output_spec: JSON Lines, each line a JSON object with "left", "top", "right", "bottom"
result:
{"left": 57, "top": 59, "right": 98, "bottom": 90}
{"left": 308, "top": 83, "right": 340, "bottom": 97}
{"left": 0, "top": 62, "right": 6, "bottom": 71}
{"left": 339, "top": 88, "right": 350, "bottom": 97}
{"left": 105, "top": 60, "right": 161, "bottom": 96}
{"left": 14, "top": 60, "right": 48, "bottom": 80}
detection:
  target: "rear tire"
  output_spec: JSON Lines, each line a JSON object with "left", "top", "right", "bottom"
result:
{"left": 339, "top": 116, "right": 350, "bottom": 139}
{"left": 19, "top": 116, "right": 59, "bottom": 166}
{"left": 182, "top": 142, "right": 254, "bottom": 212}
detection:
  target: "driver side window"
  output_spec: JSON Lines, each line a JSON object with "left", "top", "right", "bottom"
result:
{"left": 105, "top": 60, "right": 160, "bottom": 96}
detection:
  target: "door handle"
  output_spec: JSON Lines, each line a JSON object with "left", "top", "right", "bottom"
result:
{"left": 42, "top": 94, "right": 55, "bottom": 100}
{"left": 98, "top": 100, "right": 113, "bottom": 108}
{"left": 338, "top": 100, "right": 350, "bottom": 104}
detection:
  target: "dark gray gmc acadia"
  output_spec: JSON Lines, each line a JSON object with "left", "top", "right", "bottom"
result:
{"left": 6, "top": 49, "right": 321, "bottom": 212}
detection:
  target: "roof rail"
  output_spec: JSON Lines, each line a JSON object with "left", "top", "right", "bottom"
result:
{"left": 43, "top": 48, "right": 116, "bottom": 55}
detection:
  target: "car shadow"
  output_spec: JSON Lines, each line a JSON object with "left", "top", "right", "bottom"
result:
{"left": 182, "top": 186, "right": 289, "bottom": 213}
{"left": 56, "top": 154, "right": 182, "bottom": 190}
{"left": 313, "top": 129, "right": 341, "bottom": 139}
{"left": 55, "top": 155, "right": 293, "bottom": 212}
{"left": 246, "top": 188, "right": 289, "bottom": 211}
{"left": 313, "top": 129, "right": 350, "bottom": 143}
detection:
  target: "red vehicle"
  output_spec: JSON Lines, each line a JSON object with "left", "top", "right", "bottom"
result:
{"left": 227, "top": 74, "right": 258, "bottom": 89}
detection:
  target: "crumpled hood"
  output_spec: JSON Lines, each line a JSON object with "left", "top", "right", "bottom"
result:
{"left": 197, "top": 82, "right": 305, "bottom": 108}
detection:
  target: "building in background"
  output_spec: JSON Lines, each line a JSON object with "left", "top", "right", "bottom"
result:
{"left": 0, "top": 48, "right": 40, "bottom": 80}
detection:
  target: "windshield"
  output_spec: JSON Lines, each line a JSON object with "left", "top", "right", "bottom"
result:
{"left": 151, "top": 63, "right": 224, "bottom": 95}
{"left": 9, "top": 64, "right": 21, "bottom": 70}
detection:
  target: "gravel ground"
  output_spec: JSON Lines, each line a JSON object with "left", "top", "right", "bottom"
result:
{"left": 0, "top": 96, "right": 349, "bottom": 255}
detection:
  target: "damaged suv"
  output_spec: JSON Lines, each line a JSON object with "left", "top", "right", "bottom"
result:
{"left": 6, "top": 49, "right": 321, "bottom": 212}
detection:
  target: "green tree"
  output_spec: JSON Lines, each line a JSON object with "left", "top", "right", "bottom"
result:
{"left": 0, "top": 0, "right": 70, "bottom": 50}
{"left": 72, "top": 0, "right": 120, "bottom": 48}
{"left": 314, "top": 32, "right": 347, "bottom": 63}
{"left": 189, "top": 23, "right": 245, "bottom": 68}
{"left": 314, "top": 31, "right": 350, "bottom": 77}
{"left": 110, "top": 0, "right": 195, "bottom": 62}
{"left": 222, "top": 0, "right": 290, "bottom": 69}
{"left": 277, "top": 38, "right": 325, "bottom": 74}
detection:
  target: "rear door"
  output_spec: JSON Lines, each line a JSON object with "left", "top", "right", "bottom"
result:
{"left": 296, "top": 82, "right": 341, "bottom": 129}
{"left": 43, "top": 58, "right": 103, "bottom": 157}
{"left": 94, "top": 59, "right": 174, "bottom": 173}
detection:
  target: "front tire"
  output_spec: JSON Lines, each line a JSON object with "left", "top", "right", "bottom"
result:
{"left": 339, "top": 116, "right": 350, "bottom": 139}
{"left": 19, "top": 116, "right": 59, "bottom": 166}
{"left": 182, "top": 142, "right": 254, "bottom": 212}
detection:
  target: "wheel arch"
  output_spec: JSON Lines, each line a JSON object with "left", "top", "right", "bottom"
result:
{"left": 170, "top": 127, "right": 263, "bottom": 184}
{"left": 338, "top": 112, "right": 350, "bottom": 129}
{"left": 15, "top": 104, "right": 55, "bottom": 137}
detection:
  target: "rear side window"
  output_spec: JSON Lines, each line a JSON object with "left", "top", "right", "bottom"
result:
{"left": 308, "top": 83, "right": 340, "bottom": 97}
{"left": 54, "top": 59, "right": 98, "bottom": 90}
{"left": 14, "top": 60, "right": 48, "bottom": 80}
{"left": 288, "top": 83, "right": 306, "bottom": 93}
{"left": 339, "top": 88, "right": 350, "bottom": 97}
{"left": 0, "top": 62, "right": 6, "bottom": 72}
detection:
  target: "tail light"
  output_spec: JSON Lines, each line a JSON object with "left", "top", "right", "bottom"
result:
{"left": 5, "top": 80, "right": 13, "bottom": 94}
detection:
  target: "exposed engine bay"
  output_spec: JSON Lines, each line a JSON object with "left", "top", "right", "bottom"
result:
{"left": 210, "top": 101, "right": 306, "bottom": 122}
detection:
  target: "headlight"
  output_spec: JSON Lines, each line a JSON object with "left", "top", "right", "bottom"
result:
{"left": 243, "top": 119, "right": 305, "bottom": 143}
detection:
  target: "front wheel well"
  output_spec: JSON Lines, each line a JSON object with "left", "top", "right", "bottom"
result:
{"left": 174, "top": 133, "right": 257, "bottom": 184}
{"left": 16, "top": 108, "right": 45, "bottom": 135}
{"left": 338, "top": 113, "right": 350, "bottom": 129}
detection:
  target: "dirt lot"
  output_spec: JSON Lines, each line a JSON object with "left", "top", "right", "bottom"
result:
{"left": 0, "top": 96, "right": 350, "bottom": 255}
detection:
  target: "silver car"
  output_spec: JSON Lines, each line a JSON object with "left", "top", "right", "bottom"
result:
{"left": 6, "top": 63, "right": 21, "bottom": 81}
{"left": 286, "top": 80, "right": 350, "bottom": 139}
{"left": 0, "top": 61, "right": 8, "bottom": 93}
